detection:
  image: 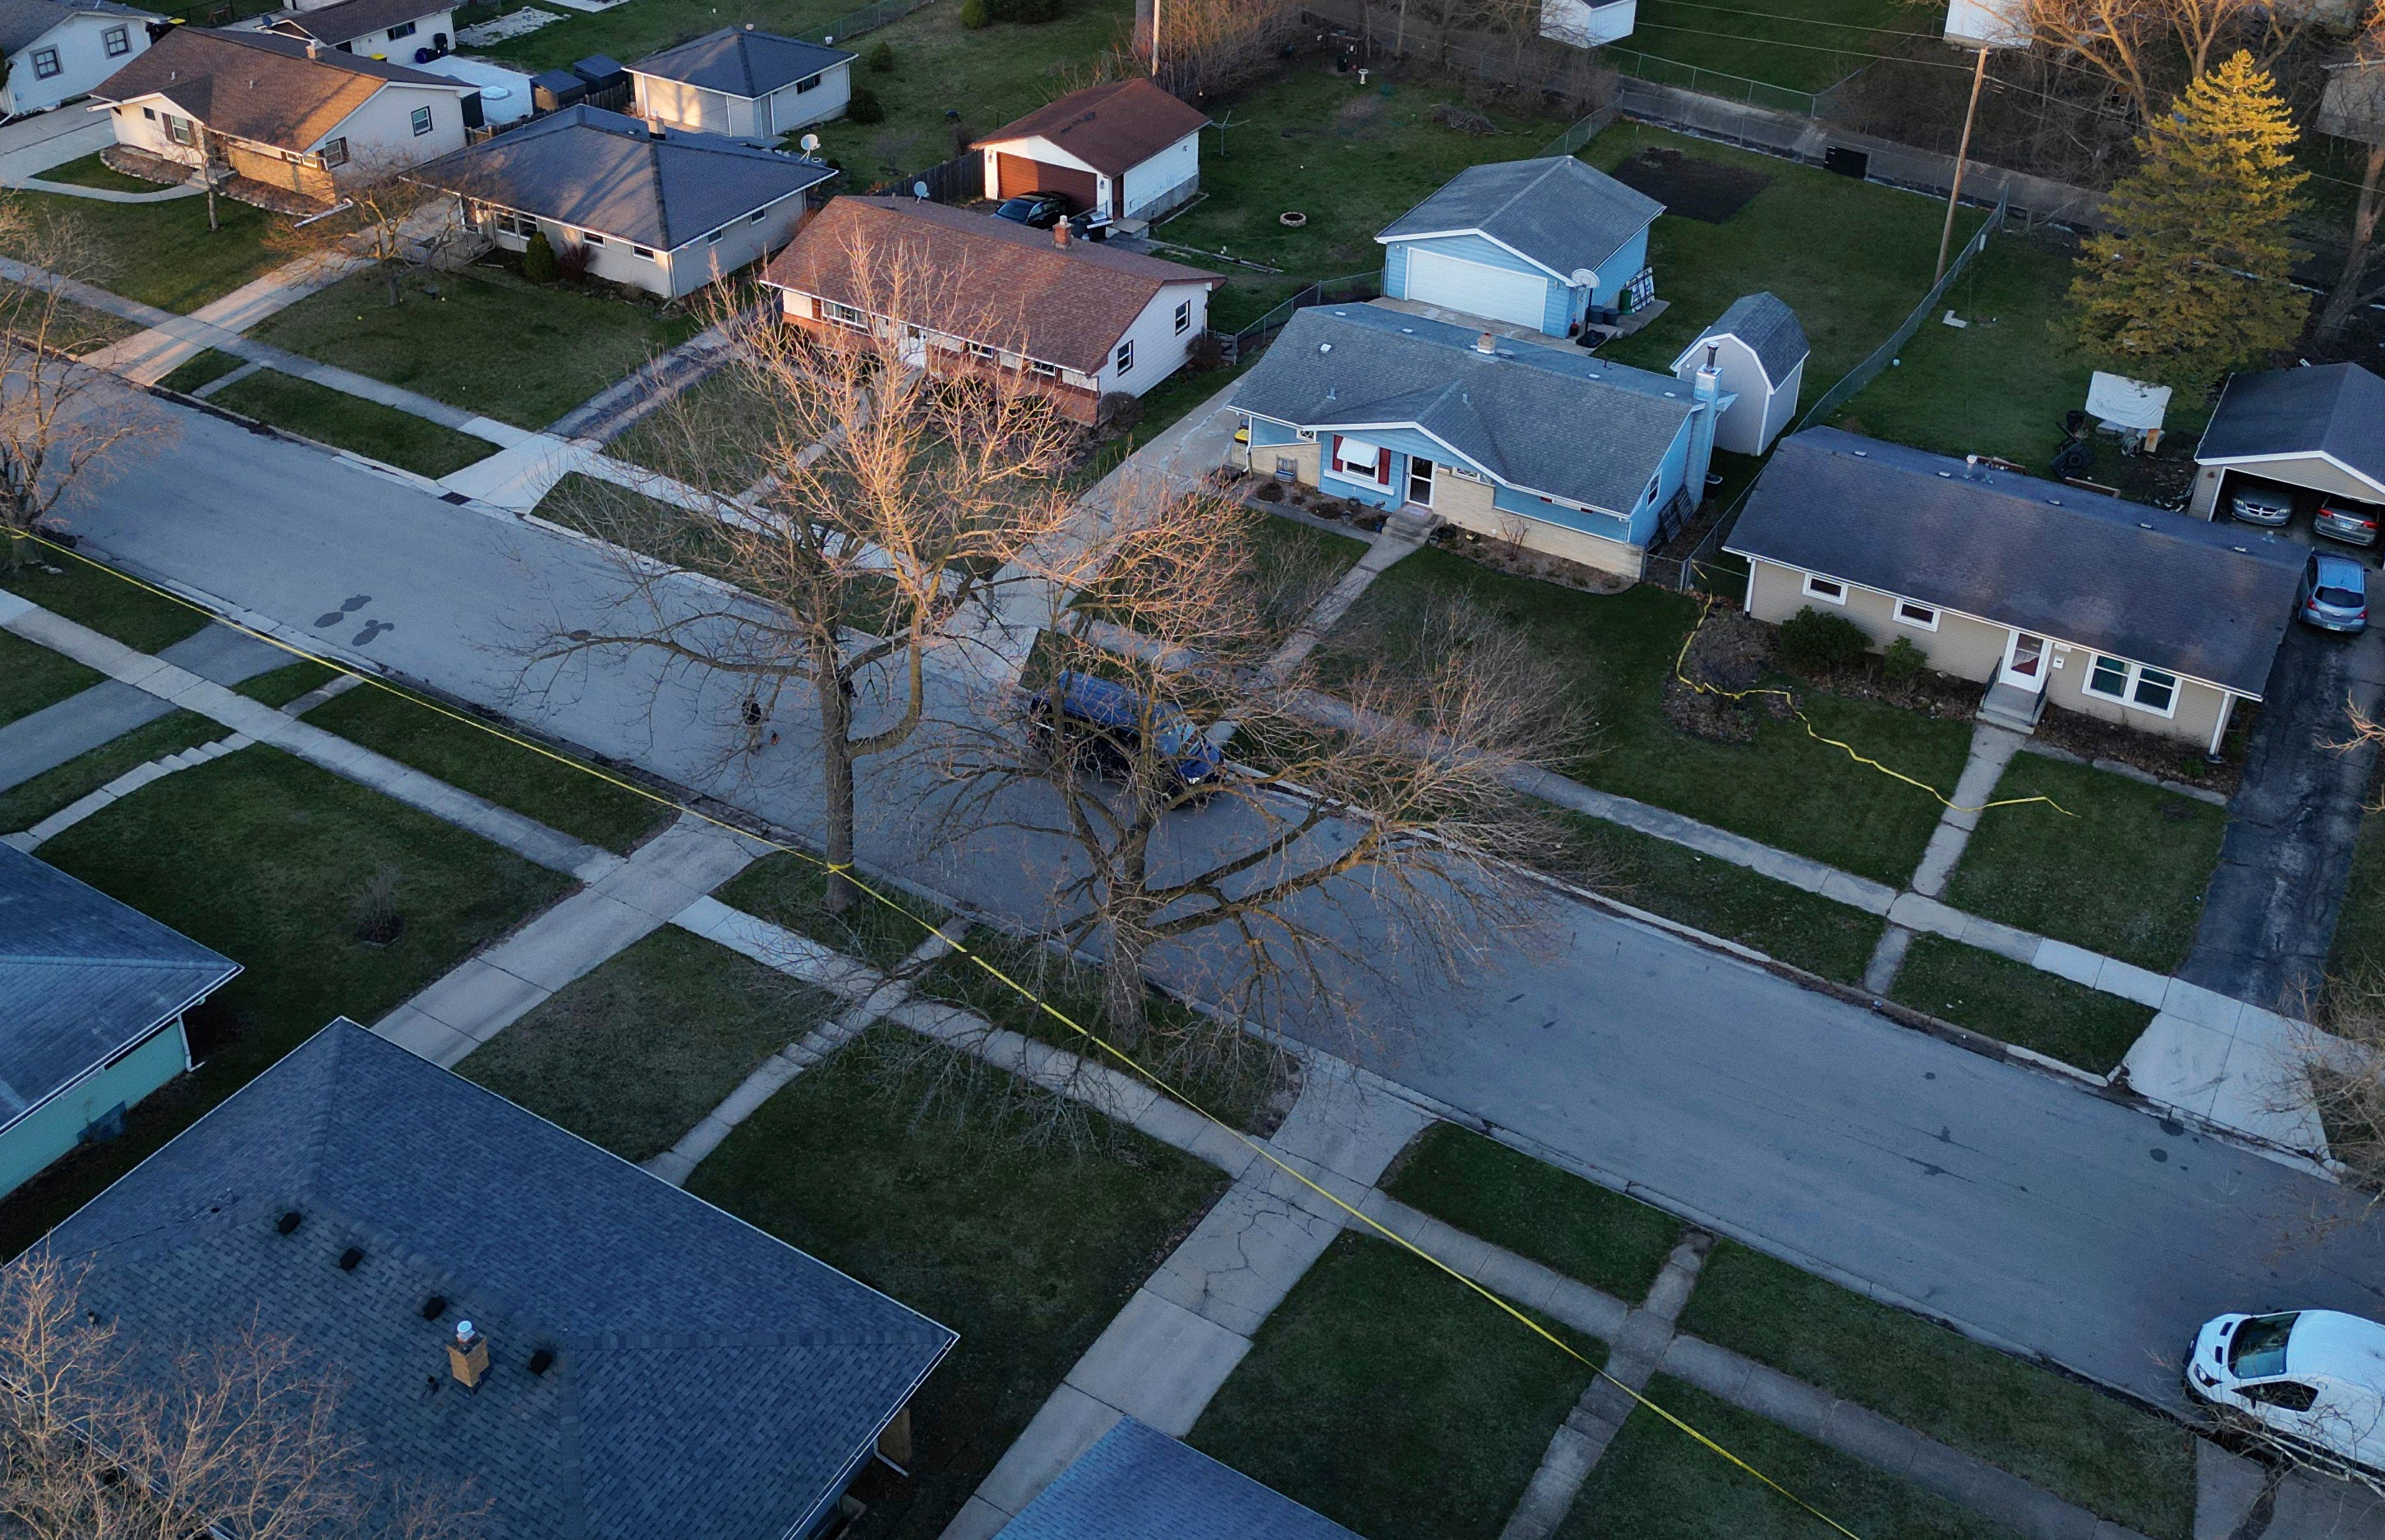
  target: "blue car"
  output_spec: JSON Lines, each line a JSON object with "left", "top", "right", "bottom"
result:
{"left": 2299, "top": 551, "right": 2369, "bottom": 634}
{"left": 1028, "top": 670, "right": 1223, "bottom": 792}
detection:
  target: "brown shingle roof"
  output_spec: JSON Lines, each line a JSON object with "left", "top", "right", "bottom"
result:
{"left": 760, "top": 196, "right": 1220, "bottom": 375}
{"left": 91, "top": 26, "right": 463, "bottom": 154}
{"left": 974, "top": 76, "right": 1209, "bottom": 177}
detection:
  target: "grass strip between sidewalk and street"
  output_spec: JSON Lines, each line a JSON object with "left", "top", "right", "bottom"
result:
{"left": 0, "top": 627, "right": 99, "bottom": 729}
{"left": 233, "top": 659, "right": 339, "bottom": 709}
{"left": 0, "top": 709, "right": 223, "bottom": 834}
{"left": 2, "top": 554, "right": 208, "bottom": 653}
{"left": 207, "top": 369, "right": 495, "bottom": 480}
{"left": 713, "top": 849, "right": 951, "bottom": 976}
{"left": 1888, "top": 935, "right": 2156, "bottom": 1075}
{"left": 158, "top": 347, "right": 250, "bottom": 396}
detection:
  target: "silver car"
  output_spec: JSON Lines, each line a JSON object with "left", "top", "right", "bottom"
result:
{"left": 2231, "top": 481, "right": 2296, "bottom": 527}
{"left": 2317, "top": 501, "right": 2383, "bottom": 548}
{"left": 2299, "top": 552, "right": 2369, "bottom": 633}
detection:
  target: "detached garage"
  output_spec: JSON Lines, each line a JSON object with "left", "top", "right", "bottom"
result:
{"left": 2188, "top": 362, "right": 2385, "bottom": 526}
{"left": 974, "top": 76, "right": 1209, "bottom": 223}
{"left": 1377, "top": 156, "right": 1664, "bottom": 338}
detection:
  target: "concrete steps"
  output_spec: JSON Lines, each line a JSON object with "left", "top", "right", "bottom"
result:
{"left": 1978, "top": 681, "right": 2046, "bottom": 735}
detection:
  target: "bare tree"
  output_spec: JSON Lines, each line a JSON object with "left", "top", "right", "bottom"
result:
{"left": 0, "top": 199, "right": 161, "bottom": 572}
{"left": 538, "top": 232, "right": 1086, "bottom": 915}
{"left": 0, "top": 1252, "right": 480, "bottom": 1539}
{"left": 267, "top": 155, "right": 452, "bottom": 309}
{"left": 2314, "top": 2, "right": 2385, "bottom": 347}
{"left": 2019, "top": 0, "right": 2312, "bottom": 124}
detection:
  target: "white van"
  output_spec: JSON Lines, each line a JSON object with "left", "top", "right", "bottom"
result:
{"left": 2189, "top": 1310, "right": 2385, "bottom": 1485}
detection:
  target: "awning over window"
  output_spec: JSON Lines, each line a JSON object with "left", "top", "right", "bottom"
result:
{"left": 1334, "top": 437, "right": 1379, "bottom": 471}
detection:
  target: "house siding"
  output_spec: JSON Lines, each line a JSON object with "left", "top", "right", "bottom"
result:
{"left": 337, "top": 7, "right": 456, "bottom": 58}
{"left": 7, "top": 11, "right": 150, "bottom": 117}
{"left": 1589, "top": 226, "right": 1648, "bottom": 310}
{"left": 1674, "top": 335, "right": 1802, "bottom": 456}
{"left": 777, "top": 288, "right": 1107, "bottom": 422}
{"left": 0, "top": 1020, "right": 188, "bottom": 1202}
{"left": 2189, "top": 457, "right": 2385, "bottom": 519}
{"left": 762, "top": 62, "right": 848, "bottom": 132}
{"left": 474, "top": 188, "right": 808, "bottom": 297}
{"left": 1118, "top": 129, "right": 1199, "bottom": 219}
{"left": 1093, "top": 280, "right": 1210, "bottom": 400}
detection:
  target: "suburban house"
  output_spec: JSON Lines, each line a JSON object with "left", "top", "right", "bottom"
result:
{"left": 91, "top": 25, "right": 477, "bottom": 203}
{"left": 0, "top": 0, "right": 154, "bottom": 117}
{"left": 2186, "top": 361, "right": 2385, "bottom": 525}
{"left": 763, "top": 195, "right": 1222, "bottom": 423}
{"left": 28, "top": 1020, "right": 956, "bottom": 1540}
{"left": 1670, "top": 292, "right": 1806, "bottom": 456}
{"left": 973, "top": 76, "right": 1209, "bottom": 225}
{"left": 1727, "top": 428, "right": 2302, "bottom": 752}
{"left": 1228, "top": 302, "right": 1726, "bottom": 579}
{"left": 263, "top": 0, "right": 456, "bottom": 62}
{"left": 628, "top": 25, "right": 855, "bottom": 138}
{"left": 1537, "top": 0, "right": 1636, "bottom": 48}
{"left": 1376, "top": 156, "right": 1663, "bottom": 335}
{"left": 408, "top": 104, "right": 837, "bottom": 298}
{"left": 0, "top": 844, "right": 237, "bottom": 1202}
{"left": 993, "top": 1417, "right": 1361, "bottom": 1540}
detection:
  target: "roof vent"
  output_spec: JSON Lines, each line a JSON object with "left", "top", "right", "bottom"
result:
{"left": 275, "top": 1211, "right": 302, "bottom": 1235}
{"left": 1936, "top": 471, "right": 1953, "bottom": 479}
{"left": 2232, "top": 545, "right": 2249, "bottom": 553}
{"left": 1317, "top": 342, "right": 1330, "bottom": 354}
{"left": 1399, "top": 327, "right": 1413, "bottom": 333}
{"left": 421, "top": 1295, "right": 448, "bottom": 1321}
{"left": 1852, "top": 449, "right": 1867, "bottom": 457}
{"left": 338, "top": 1247, "right": 363, "bottom": 1271}
{"left": 2046, "top": 498, "right": 2062, "bottom": 505}
{"left": 2139, "top": 522, "right": 2153, "bottom": 529}
{"left": 527, "top": 1348, "right": 556, "bottom": 1377}
{"left": 448, "top": 1321, "right": 489, "bottom": 1393}
{"left": 1474, "top": 331, "right": 1495, "bottom": 355}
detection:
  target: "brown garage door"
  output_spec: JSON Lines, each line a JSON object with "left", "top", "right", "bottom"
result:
{"left": 994, "top": 152, "right": 1098, "bottom": 210}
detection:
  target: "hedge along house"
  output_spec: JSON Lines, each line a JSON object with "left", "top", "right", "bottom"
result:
{"left": 763, "top": 195, "right": 1221, "bottom": 425}
{"left": 973, "top": 76, "right": 1209, "bottom": 226}
{"left": 1375, "top": 156, "right": 1663, "bottom": 336}
{"left": 262, "top": 0, "right": 458, "bottom": 64}
{"left": 1669, "top": 292, "right": 1806, "bottom": 456}
{"left": 0, "top": 844, "right": 237, "bottom": 1202}
{"left": 1228, "top": 303, "right": 1725, "bottom": 580}
{"left": 407, "top": 105, "right": 837, "bottom": 299}
{"left": 628, "top": 25, "right": 854, "bottom": 140}
{"left": 0, "top": 0, "right": 154, "bottom": 118}
{"left": 91, "top": 25, "right": 476, "bottom": 205}
{"left": 2185, "top": 361, "right": 2385, "bottom": 525}
{"left": 1728, "top": 429, "right": 2302, "bottom": 752}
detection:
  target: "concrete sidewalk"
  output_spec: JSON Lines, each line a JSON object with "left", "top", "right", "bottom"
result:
{"left": 0, "top": 620, "right": 286, "bottom": 793}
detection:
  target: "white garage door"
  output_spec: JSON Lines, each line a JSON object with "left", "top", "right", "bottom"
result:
{"left": 1406, "top": 249, "right": 1549, "bottom": 329}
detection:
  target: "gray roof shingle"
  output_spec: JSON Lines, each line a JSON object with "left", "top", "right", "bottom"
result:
{"left": 627, "top": 26, "right": 853, "bottom": 99}
{"left": 995, "top": 1418, "right": 1361, "bottom": 1540}
{"left": 406, "top": 104, "right": 836, "bottom": 250}
{"left": 1228, "top": 302, "right": 1695, "bottom": 514}
{"left": 1724, "top": 428, "right": 2303, "bottom": 696}
{"left": 2196, "top": 363, "right": 2385, "bottom": 495}
{"left": 34, "top": 1020, "right": 955, "bottom": 1540}
{"left": 1678, "top": 292, "right": 1807, "bottom": 387}
{"left": 0, "top": 843, "right": 237, "bottom": 1129}
{"left": 1375, "top": 156, "right": 1664, "bottom": 278}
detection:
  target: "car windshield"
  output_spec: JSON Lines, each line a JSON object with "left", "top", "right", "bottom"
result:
{"left": 2231, "top": 1312, "right": 2298, "bottom": 1377}
{"left": 2318, "top": 586, "right": 2364, "bottom": 608}
{"left": 995, "top": 199, "right": 1030, "bottom": 219}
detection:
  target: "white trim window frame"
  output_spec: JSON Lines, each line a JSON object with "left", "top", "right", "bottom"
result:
{"left": 1801, "top": 572, "right": 1848, "bottom": 605}
{"left": 30, "top": 46, "right": 59, "bottom": 78}
{"left": 104, "top": 23, "right": 130, "bottom": 54}
{"left": 822, "top": 298, "right": 868, "bottom": 329}
{"left": 1114, "top": 338, "right": 1134, "bottom": 375}
{"left": 411, "top": 105, "right": 434, "bottom": 136}
{"left": 1173, "top": 298, "right": 1190, "bottom": 335}
{"left": 2083, "top": 653, "right": 2180, "bottom": 718}
{"left": 1894, "top": 599, "right": 1940, "bottom": 631}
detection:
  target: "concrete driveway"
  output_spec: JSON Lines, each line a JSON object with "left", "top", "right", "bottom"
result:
{"left": 0, "top": 108, "right": 111, "bottom": 186}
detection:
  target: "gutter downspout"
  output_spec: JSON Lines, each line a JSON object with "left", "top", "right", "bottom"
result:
{"left": 2208, "top": 692, "right": 2236, "bottom": 759}
{"left": 1684, "top": 344, "right": 1720, "bottom": 519}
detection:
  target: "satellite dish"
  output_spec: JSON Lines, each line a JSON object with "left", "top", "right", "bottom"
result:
{"left": 1568, "top": 268, "right": 1595, "bottom": 287}
{"left": 912, "top": 181, "right": 929, "bottom": 200}
{"left": 800, "top": 132, "right": 821, "bottom": 154}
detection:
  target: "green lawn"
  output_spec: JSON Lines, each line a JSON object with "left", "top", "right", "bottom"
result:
{"left": 1676, "top": 1242, "right": 2198, "bottom": 1539}
{"left": 233, "top": 658, "right": 339, "bottom": 708}
{"left": 208, "top": 369, "right": 496, "bottom": 479}
{"left": 0, "top": 629, "right": 98, "bottom": 729}
{"left": 459, "top": 927, "right": 838, "bottom": 1161}
{"left": 1563, "top": 816, "right": 1886, "bottom": 983}
{"left": 1190, "top": 1232, "right": 1605, "bottom": 1540}
{"left": 688, "top": 1027, "right": 1228, "bottom": 1540}
{"left": 251, "top": 268, "right": 701, "bottom": 431}
{"left": 1942, "top": 754, "right": 2223, "bottom": 972}
{"left": 305, "top": 682, "right": 677, "bottom": 855}
{"left": 0, "top": 551, "right": 207, "bottom": 652}
{"left": 1888, "top": 935, "right": 2154, "bottom": 1073}
{"left": 1626, "top": 0, "right": 1909, "bottom": 97}
{"left": 1384, "top": 1123, "right": 1682, "bottom": 1301}
{"left": 37, "top": 152, "right": 165, "bottom": 193}
{"left": 0, "top": 747, "right": 571, "bottom": 1257}
{"left": 606, "top": 364, "right": 777, "bottom": 481}
{"left": 159, "top": 347, "right": 249, "bottom": 395}
{"left": 1320, "top": 549, "right": 1973, "bottom": 885}
{"left": 472, "top": 0, "right": 848, "bottom": 71}
{"left": 21, "top": 191, "right": 281, "bottom": 314}
{"left": 1562, "top": 1375, "right": 2024, "bottom": 1540}
{"left": 713, "top": 849, "right": 951, "bottom": 974}
{"left": 0, "top": 280, "right": 140, "bottom": 356}
{"left": 0, "top": 710, "right": 223, "bottom": 834}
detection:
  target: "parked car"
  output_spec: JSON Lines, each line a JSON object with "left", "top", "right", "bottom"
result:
{"left": 992, "top": 192, "right": 1075, "bottom": 230}
{"left": 2230, "top": 480, "right": 2296, "bottom": 527}
{"left": 2316, "top": 499, "right": 2383, "bottom": 548}
{"left": 2298, "top": 553, "right": 2369, "bottom": 633}
{"left": 2187, "top": 1310, "right": 2385, "bottom": 1485}
{"left": 1026, "top": 670, "right": 1222, "bottom": 794}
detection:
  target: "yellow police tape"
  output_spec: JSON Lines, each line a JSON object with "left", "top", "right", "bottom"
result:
{"left": 21, "top": 531, "right": 1868, "bottom": 1539}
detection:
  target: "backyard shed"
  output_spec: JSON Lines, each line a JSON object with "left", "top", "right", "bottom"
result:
{"left": 973, "top": 76, "right": 1209, "bottom": 223}
{"left": 2187, "top": 362, "right": 2385, "bottom": 523}
{"left": 628, "top": 25, "right": 855, "bottom": 137}
{"left": 1669, "top": 291, "right": 1806, "bottom": 454}
{"left": 1377, "top": 156, "right": 1663, "bottom": 335}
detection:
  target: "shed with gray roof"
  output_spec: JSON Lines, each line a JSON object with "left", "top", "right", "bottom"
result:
{"left": 1377, "top": 157, "right": 1664, "bottom": 335}
{"left": 31, "top": 1019, "right": 955, "bottom": 1540}
{"left": 0, "top": 842, "right": 235, "bottom": 1200}
{"left": 2187, "top": 362, "right": 2385, "bottom": 522}
{"left": 1728, "top": 427, "right": 2302, "bottom": 750}
{"left": 628, "top": 26, "right": 855, "bottom": 138}
{"left": 1670, "top": 292, "right": 1807, "bottom": 454}
{"left": 994, "top": 1417, "right": 1361, "bottom": 1540}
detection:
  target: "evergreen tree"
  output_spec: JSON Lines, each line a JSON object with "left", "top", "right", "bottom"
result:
{"left": 2070, "top": 51, "right": 2309, "bottom": 394}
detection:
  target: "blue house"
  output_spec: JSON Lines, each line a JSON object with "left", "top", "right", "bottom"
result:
{"left": 1229, "top": 304, "right": 1728, "bottom": 580}
{"left": 1376, "top": 156, "right": 1664, "bottom": 335}
{"left": 0, "top": 842, "right": 237, "bottom": 1199}
{"left": 996, "top": 1416, "right": 1361, "bottom": 1540}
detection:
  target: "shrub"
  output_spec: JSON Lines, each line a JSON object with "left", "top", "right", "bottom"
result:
{"left": 988, "top": 0, "right": 1062, "bottom": 21}
{"left": 867, "top": 39, "right": 895, "bottom": 70}
{"left": 1096, "top": 391, "right": 1143, "bottom": 430}
{"left": 1255, "top": 479, "right": 1284, "bottom": 502}
{"left": 846, "top": 85, "right": 885, "bottom": 123}
{"left": 1881, "top": 636, "right": 1926, "bottom": 683}
{"left": 551, "top": 239, "right": 592, "bottom": 284}
{"left": 1776, "top": 605, "right": 1869, "bottom": 673}
{"left": 521, "top": 228, "right": 559, "bottom": 283}
{"left": 960, "top": 0, "right": 988, "bottom": 26}
{"left": 1185, "top": 333, "right": 1226, "bottom": 371}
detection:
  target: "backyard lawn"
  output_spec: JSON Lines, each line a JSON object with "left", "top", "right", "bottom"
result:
{"left": 0, "top": 629, "right": 98, "bottom": 729}
{"left": 0, "top": 550, "right": 208, "bottom": 652}
{"left": 209, "top": 369, "right": 496, "bottom": 479}
{"left": 251, "top": 268, "right": 701, "bottom": 430}
{"left": 21, "top": 191, "right": 281, "bottom": 314}
{"left": 472, "top": 0, "right": 850, "bottom": 72}
{"left": 1626, "top": 0, "right": 1911, "bottom": 97}
{"left": 1888, "top": 935, "right": 2155, "bottom": 1073}
{"left": 688, "top": 1027, "right": 1228, "bottom": 1540}
{"left": 0, "top": 747, "right": 571, "bottom": 1257}
{"left": 1942, "top": 752, "right": 2224, "bottom": 972}
{"left": 0, "top": 710, "right": 223, "bottom": 834}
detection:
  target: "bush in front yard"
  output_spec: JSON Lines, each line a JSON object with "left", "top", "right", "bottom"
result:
{"left": 521, "top": 230, "right": 559, "bottom": 284}
{"left": 846, "top": 86, "right": 885, "bottom": 123}
{"left": 961, "top": 0, "right": 988, "bottom": 26}
{"left": 867, "top": 39, "right": 895, "bottom": 70}
{"left": 1778, "top": 605, "right": 1869, "bottom": 674}
{"left": 1881, "top": 636, "right": 1926, "bottom": 682}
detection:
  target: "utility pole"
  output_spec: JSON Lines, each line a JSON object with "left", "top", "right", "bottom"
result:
{"left": 1935, "top": 43, "right": 1989, "bottom": 282}
{"left": 1149, "top": 0, "right": 1159, "bottom": 79}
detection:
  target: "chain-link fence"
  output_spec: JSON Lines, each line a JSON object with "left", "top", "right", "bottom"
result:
{"left": 796, "top": 0, "right": 939, "bottom": 44}
{"left": 1213, "top": 271, "right": 1381, "bottom": 362}
{"left": 1599, "top": 46, "right": 1849, "bottom": 117}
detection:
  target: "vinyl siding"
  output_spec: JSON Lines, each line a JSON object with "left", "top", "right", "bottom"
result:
{"left": 1118, "top": 130, "right": 1199, "bottom": 218}
{"left": 0, "top": 1021, "right": 187, "bottom": 1201}
{"left": 1093, "top": 280, "right": 1210, "bottom": 398}
{"left": 7, "top": 11, "right": 150, "bottom": 116}
{"left": 762, "top": 61, "right": 849, "bottom": 132}
{"left": 1588, "top": 226, "right": 1649, "bottom": 309}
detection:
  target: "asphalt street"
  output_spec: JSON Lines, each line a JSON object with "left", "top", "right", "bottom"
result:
{"left": 49, "top": 388, "right": 2385, "bottom": 1411}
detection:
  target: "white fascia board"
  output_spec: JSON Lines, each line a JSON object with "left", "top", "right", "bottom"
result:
{"left": 1377, "top": 222, "right": 1643, "bottom": 280}
{"left": 2191, "top": 448, "right": 2385, "bottom": 500}
{"left": 977, "top": 132, "right": 1098, "bottom": 176}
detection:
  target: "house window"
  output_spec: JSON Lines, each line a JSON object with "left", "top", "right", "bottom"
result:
{"left": 1274, "top": 455, "right": 1297, "bottom": 480}
{"left": 967, "top": 341, "right": 998, "bottom": 363}
{"left": 2086, "top": 655, "right": 2130, "bottom": 700}
{"left": 104, "top": 24, "right": 130, "bottom": 55}
{"left": 1802, "top": 573, "right": 1846, "bottom": 605}
{"left": 2083, "top": 655, "right": 2179, "bottom": 716}
{"left": 581, "top": 232, "right": 605, "bottom": 246}
{"left": 388, "top": 19, "right": 417, "bottom": 37}
{"left": 822, "top": 300, "right": 867, "bottom": 329}
{"left": 1028, "top": 359, "right": 1058, "bottom": 378}
{"left": 1173, "top": 299, "right": 1190, "bottom": 335}
{"left": 749, "top": 208, "right": 767, "bottom": 223}
{"left": 30, "top": 47, "right": 59, "bottom": 79}
{"left": 632, "top": 245, "right": 655, "bottom": 260}
{"left": 1644, "top": 474, "right": 1661, "bottom": 506}
{"left": 318, "top": 136, "right": 348, "bottom": 164}
{"left": 1114, "top": 339, "right": 1133, "bottom": 375}
{"left": 1332, "top": 436, "right": 1391, "bottom": 486}
{"left": 2132, "top": 667, "right": 2177, "bottom": 713}
{"left": 166, "top": 115, "right": 196, "bottom": 146}
{"left": 141, "top": 105, "right": 154, "bottom": 118}
{"left": 411, "top": 105, "right": 434, "bottom": 136}
{"left": 706, "top": 227, "right": 725, "bottom": 244}
{"left": 1895, "top": 600, "right": 1938, "bottom": 630}
{"left": 795, "top": 71, "right": 821, "bottom": 92}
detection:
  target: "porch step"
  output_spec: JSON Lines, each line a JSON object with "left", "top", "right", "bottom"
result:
{"left": 1384, "top": 506, "right": 1439, "bottom": 543}
{"left": 1978, "top": 681, "right": 2047, "bottom": 735}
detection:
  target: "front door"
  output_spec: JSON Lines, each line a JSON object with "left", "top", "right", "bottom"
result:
{"left": 1408, "top": 457, "right": 1434, "bottom": 506}
{"left": 1999, "top": 630, "right": 2049, "bottom": 692}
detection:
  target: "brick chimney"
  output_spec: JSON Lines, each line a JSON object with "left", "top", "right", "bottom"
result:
{"left": 1052, "top": 218, "right": 1070, "bottom": 249}
{"left": 1474, "top": 331, "right": 1495, "bottom": 355}
{"left": 447, "top": 1320, "right": 490, "bottom": 1392}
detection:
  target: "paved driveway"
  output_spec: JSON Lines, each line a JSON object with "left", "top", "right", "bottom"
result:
{"left": 0, "top": 109, "right": 111, "bottom": 186}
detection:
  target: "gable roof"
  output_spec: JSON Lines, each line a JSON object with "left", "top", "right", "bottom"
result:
{"left": 1674, "top": 291, "right": 1807, "bottom": 388}
{"left": 407, "top": 104, "right": 836, "bottom": 250}
{"left": 1229, "top": 302, "right": 1697, "bottom": 514}
{"left": 759, "top": 196, "right": 1220, "bottom": 374}
{"left": 2195, "top": 363, "right": 2385, "bottom": 496}
{"left": 996, "top": 1418, "right": 1362, "bottom": 1540}
{"left": 35, "top": 1020, "right": 955, "bottom": 1540}
{"left": 90, "top": 25, "right": 463, "bottom": 153}
{"left": 0, "top": 844, "right": 237, "bottom": 1135}
{"left": 0, "top": 0, "right": 150, "bottom": 55}
{"left": 628, "top": 26, "right": 853, "bottom": 99}
{"left": 1724, "top": 428, "right": 2303, "bottom": 696}
{"left": 265, "top": 0, "right": 451, "bottom": 48}
{"left": 1376, "top": 156, "right": 1663, "bottom": 279}
{"left": 974, "top": 76, "right": 1210, "bottom": 177}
